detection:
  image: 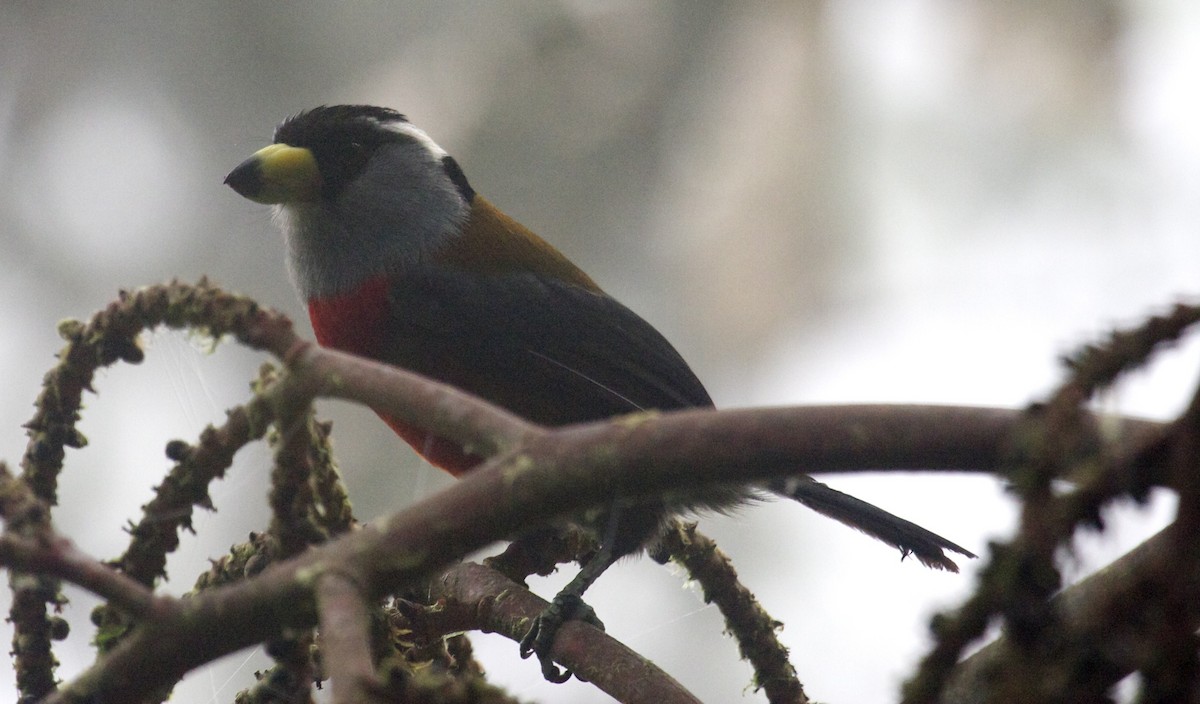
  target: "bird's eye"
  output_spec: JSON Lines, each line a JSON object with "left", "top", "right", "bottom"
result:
{"left": 343, "top": 141, "right": 370, "bottom": 167}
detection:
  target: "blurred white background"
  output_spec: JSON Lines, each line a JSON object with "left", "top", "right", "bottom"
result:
{"left": 1, "top": 2, "right": 1198, "bottom": 702}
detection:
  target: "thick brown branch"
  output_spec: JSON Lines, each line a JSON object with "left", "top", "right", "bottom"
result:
{"left": 290, "top": 338, "right": 1164, "bottom": 483}
{"left": 275, "top": 330, "right": 1166, "bottom": 481}
{"left": 523, "top": 405, "right": 1164, "bottom": 495}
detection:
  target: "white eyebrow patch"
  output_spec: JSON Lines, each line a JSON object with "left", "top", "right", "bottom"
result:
{"left": 376, "top": 119, "right": 448, "bottom": 157}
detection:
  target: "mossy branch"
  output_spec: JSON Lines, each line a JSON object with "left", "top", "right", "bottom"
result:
{"left": 2, "top": 281, "right": 1198, "bottom": 704}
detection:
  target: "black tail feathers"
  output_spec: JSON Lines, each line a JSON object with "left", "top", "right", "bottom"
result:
{"left": 767, "top": 475, "right": 976, "bottom": 572}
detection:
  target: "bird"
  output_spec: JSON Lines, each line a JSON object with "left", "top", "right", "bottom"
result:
{"left": 225, "top": 105, "right": 974, "bottom": 682}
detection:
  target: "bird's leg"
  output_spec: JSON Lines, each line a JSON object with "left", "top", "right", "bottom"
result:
{"left": 518, "top": 540, "right": 616, "bottom": 682}
{"left": 519, "top": 499, "right": 640, "bottom": 682}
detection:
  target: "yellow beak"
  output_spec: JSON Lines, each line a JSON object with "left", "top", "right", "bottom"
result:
{"left": 224, "top": 144, "right": 321, "bottom": 204}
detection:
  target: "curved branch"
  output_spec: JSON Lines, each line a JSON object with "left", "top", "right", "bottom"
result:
{"left": 0, "top": 534, "right": 161, "bottom": 621}
{"left": 117, "top": 394, "right": 274, "bottom": 587}
{"left": 283, "top": 341, "right": 541, "bottom": 461}
{"left": 11, "top": 280, "right": 295, "bottom": 698}
{"left": 39, "top": 396, "right": 1168, "bottom": 704}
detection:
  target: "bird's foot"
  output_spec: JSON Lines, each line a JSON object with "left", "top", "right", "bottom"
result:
{"left": 518, "top": 593, "right": 605, "bottom": 683}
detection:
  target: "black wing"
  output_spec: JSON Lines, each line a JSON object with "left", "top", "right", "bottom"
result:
{"left": 383, "top": 267, "right": 713, "bottom": 426}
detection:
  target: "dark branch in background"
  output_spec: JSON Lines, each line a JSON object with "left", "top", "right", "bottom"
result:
{"left": 1137, "top": 359, "right": 1200, "bottom": 700}
{"left": 2, "top": 281, "right": 1196, "bottom": 704}
{"left": 941, "top": 523, "right": 1191, "bottom": 703}
{"left": 903, "top": 302, "right": 1200, "bottom": 704}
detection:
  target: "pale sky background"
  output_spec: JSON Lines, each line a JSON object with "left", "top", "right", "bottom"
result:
{"left": 1, "top": 2, "right": 1198, "bottom": 703}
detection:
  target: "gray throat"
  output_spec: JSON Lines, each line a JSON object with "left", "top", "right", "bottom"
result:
{"left": 273, "top": 142, "right": 470, "bottom": 301}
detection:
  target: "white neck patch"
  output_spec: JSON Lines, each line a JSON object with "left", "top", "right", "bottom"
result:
{"left": 376, "top": 119, "right": 448, "bottom": 158}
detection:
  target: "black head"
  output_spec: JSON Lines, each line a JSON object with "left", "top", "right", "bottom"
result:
{"left": 270, "top": 105, "right": 420, "bottom": 200}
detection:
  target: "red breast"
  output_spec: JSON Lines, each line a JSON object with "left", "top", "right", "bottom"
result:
{"left": 307, "top": 275, "right": 392, "bottom": 356}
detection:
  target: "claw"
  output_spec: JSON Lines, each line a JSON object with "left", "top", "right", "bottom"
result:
{"left": 519, "top": 594, "right": 605, "bottom": 683}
